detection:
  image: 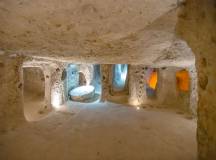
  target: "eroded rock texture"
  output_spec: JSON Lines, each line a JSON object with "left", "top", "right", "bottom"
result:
{"left": 0, "top": 0, "right": 195, "bottom": 66}
{"left": 23, "top": 67, "right": 45, "bottom": 97}
{"left": 100, "top": 64, "right": 111, "bottom": 101}
{"left": 177, "top": 0, "right": 216, "bottom": 159}
{"left": 0, "top": 53, "right": 25, "bottom": 132}
{"left": 128, "top": 65, "right": 195, "bottom": 114}
{"left": 0, "top": 0, "right": 206, "bottom": 158}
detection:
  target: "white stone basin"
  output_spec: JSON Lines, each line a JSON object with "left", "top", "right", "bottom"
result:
{"left": 69, "top": 85, "right": 95, "bottom": 101}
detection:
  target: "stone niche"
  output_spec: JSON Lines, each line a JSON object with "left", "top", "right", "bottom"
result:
{"left": 23, "top": 67, "right": 45, "bottom": 98}
{"left": 65, "top": 64, "right": 101, "bottom": 102}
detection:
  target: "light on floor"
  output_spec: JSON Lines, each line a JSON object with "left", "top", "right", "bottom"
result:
{"left": 51, "top": 91, "right": 62, "bottom": 110}
{"left": 136, "top": 106, "right": 140, "bottom": 110}
{"left": 130, "top": 98, "right": 140, "bottom": 106}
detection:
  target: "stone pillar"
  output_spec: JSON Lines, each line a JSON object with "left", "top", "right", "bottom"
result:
{"left": 51, "top": 65, "right": 65, "bottom": 108}
{"left": 128, "top": 65, "right": 147, "bottom": 106}
{"left": 43, "top": 68, "right": 52, "bottom": 109}
{"left": 187, "top": 65, "right": 198, "bottom": 116}
{"left": 0, "top": 53, "right": 25, "bottom": 132}
{"left": 177, "top": 1, "right": 216, "bottom": 159}
{"left": 100, "top": 64, "right": 111, "bottom": 102}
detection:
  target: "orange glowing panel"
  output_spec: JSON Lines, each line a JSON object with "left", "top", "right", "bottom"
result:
{"left": 148, "top": 71, "right": 158, "bottom": 89}
{"left": 176, "top": 70, "right": 190, "bottom": 91}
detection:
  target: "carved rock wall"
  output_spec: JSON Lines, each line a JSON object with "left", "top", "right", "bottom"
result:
{"left": 177, "top": 0, "right": 216, "bottom": 159}
{"left": 0, "top": 53, "right": 25, "bottom": 132}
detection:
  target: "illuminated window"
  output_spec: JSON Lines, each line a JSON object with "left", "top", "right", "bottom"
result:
{"left": 146, "top": 68, "right": 158, "bottom": 98}
{"left": 92, "top": 64, "right": 102, "bottom": 94}
{"left": 112, "top": 64, "right": 128, "bottom": 91}
{"left": 176, "top": 69, "right": 190, "bottom": 92}
{"left": 148, "top": 70, "right": 158, "bottom": 89}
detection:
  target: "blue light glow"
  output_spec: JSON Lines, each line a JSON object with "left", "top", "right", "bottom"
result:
{"left": 113, "top": 64, "right": 128, "bottom": 91}
{"left": 69, "top": 85, "right": 94, "bottom": 96}
{"left": 65, "top": 64, "right": 102, "bottom": 102}
{"left": 66, "top": 64, "right": 79, "bottom": 94}
{"left": 69, "top": 85, "right": 95, "bottom": 102}
{"left": 93, "top": 64, "right": 102, "bottom": 94}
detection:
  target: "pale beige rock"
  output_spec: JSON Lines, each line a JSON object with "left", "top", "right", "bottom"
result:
{"left": 2, "top": 0, "right": 216, "bottom": 159}
{"left": 0, "top": 0, "right": 195, "bottom": 67}
{"left": 177, "top": 0, "right": 216, "bottom": 159}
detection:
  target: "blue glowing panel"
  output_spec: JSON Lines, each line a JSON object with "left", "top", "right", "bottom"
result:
{"left": 66, "top": 64, "right": 79, "bottom": 94}
{"left": 92, "top": 65, "right": 102, "bottom": 94}
{"left": 113, "top": 64, "right": 128, "bottom": 91}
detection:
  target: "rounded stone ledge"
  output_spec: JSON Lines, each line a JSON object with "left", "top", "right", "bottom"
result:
{"left": 69, "top": 85, "right": 95, "bottom": 102}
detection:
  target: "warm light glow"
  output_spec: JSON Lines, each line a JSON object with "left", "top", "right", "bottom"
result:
{"left": 129, "top": 98, "right": 140, "bottom": 106}
{"left": 136, "top": 106, "right": 140, "bottom": 110}
{"left": 51, "top": 91, "right": 61, "bottom": 109}
{"left": 176, "top": 70, "right": 190, "bottom": 91}
{"left": 148, "top": 71, "right": 158, "bottom": 89}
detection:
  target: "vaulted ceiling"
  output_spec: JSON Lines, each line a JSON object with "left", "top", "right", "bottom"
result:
{"left": 0, "top": 0, "right": 194, "bottom": 66}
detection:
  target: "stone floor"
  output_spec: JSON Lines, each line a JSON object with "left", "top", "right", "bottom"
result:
{"left": 23, "top": 94, "right": 51, "bottom": 122}
{"left": 0, "top": 102, "right": 197, "bottom": 160}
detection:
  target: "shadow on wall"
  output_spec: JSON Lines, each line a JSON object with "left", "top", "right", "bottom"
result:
{"left": 23, "top": 67, "right": 45, "bottom": 98}
{"left": 22, "top": 67, "right": 49, "bottom": 121}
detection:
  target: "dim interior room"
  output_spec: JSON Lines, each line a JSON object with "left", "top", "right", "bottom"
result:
{"left": 1, "top": 0, "right": 216, "bottom": 160}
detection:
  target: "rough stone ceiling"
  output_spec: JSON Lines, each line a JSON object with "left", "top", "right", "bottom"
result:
{"left": 0, "top": 0, "right": 194, "bottom": 66}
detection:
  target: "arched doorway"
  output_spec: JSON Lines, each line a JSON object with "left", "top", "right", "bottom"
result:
{"left": 65, "top": 64, "right": 102, "bottom": 103}
{"left": 23, "top": 67, "right": 48, "bottom": 121}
